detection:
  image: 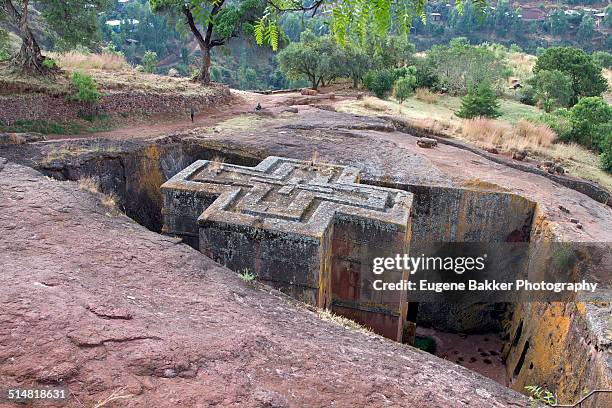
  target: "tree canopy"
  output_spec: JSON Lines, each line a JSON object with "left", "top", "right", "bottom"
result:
{"left": 150, "top": 0, "right": 267, "bottom": 83}
{"left": 534, "top": 47, "right": 608, "bottom": 106}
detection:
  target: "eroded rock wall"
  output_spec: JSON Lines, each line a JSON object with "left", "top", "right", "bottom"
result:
{"left": 503, "top": 207, "right": 612, "bottom": 407}
{"left": 40, "top": 139, "right": 260, "bottom": 231}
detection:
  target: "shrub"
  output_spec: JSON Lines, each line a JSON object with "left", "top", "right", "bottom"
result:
{"left": 529, "top": 69, "right": 573, "bottom": 112}
{"left": 393, "top": 76, "right": 416, "bottom": 104}
{"left": 509, "top": 44, "right": 522, "bottom": 53}
{"left": 592, "top": 51, "right": 612, "bottom": 69}
{"left": 538, "top": 109, "right": 572, "bottom": 140}
{"left": 415, "top": 88, "right": 439, "bottom": 104}
{"left": 568, "top": 97, "right": 612, "bottom": 151}
{"left": 42, "top": 58, "right": 56, "bottom": 69}
{"left": 412, "top": 57, "right": 438, "bottom": 90}
{"left": 142, "top": 50, "right": 158, "bottom": 74}
{"left": 364, "top": 69, "right": 395, "bottom": 99}
{"left": 70, "top": 72, "right": 99, "bottom": 105}
{"left": 392, "top": 66, "right": 416, "bottom": 81}
{"left": 456, "top": 82, "right": 501, "bottom": 119}
{"left": 518, "top": 84, "right": 537, "bottom": 106}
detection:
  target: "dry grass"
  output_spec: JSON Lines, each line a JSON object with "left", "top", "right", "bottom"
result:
{"left": 506, "top": 51, "right": 536, "bottom": 83}
{"left": 43, "top": 142, "right": 121, "bottom": 164}
{"left": 92, "top": 387, "right": 132, "bottom": 408}
{"left": 462, "top": 178, "right": 511, "bottom": 192}
{"left": 412, "top": 117, "right": 456, "bottom": 134}
{"left": 206, "top": 114, "right": 266, "bottom": 133}
{"left": 48, "top": 51, "right": 130, "bottom": 71}
{"left": 78, "top": 176, "right": 100, "bottom": 194}
{"left": 458, "top": 117, "right": 612, "bottom": 190}
{"left": 415, "top": 88, "right": 439, "bottom": 104}
{"left": 459, "top": 117, "right": 555, "bottom": 152}
{"left": 361, "top": 100, "right": 390, "bottom": 112}
{"left": 77, "top": 176, "right": 120, "bottom": 214}
{"left": 317, "top": 308, "right": 373, "bottom": 335}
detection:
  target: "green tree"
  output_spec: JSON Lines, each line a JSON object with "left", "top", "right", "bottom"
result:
{"left": 547, "top": 8, "right": 568, "bottom": 36}
{"left": 604, "top": 5, "right": 612, "bottom": 29}
{"left": 530, "top": 70, "right": 573, "bottom": 112}
{"left": 592, "top": 51, "right": 612, "bottom": 69}
{"left": 150, "top": 0, "right": 267, "bottom": 84}
{"left": 577, "top": 14, "right": 594, "bottom": 44}
{"left": 366, "top": 35, "right": 415, "bottom": 69}
{"left": 394, "top": 75, "right": 416, "bottom": 104}
{"left": 277, "top": 30, "right": 344, "bottom": 90}
{"left": 0, "top": 0, "right": 110, "bottom": 73}
{"left": 142, "top": 50, "right": 158, "bottom": 73}
{"left": 412, "top": 56, "right": 439, "bottom": 90}
{"left": 456, "top": 81, "right": 501, "bottom": 119}
{"left": 568, "top": 97, "right": 612, "bottom": 151}
{"left": 0, "top": 26, "right": 9, "bottom": 60}
{"left": 534, "top": 47, "right": 608, "bottom": 106}
{"left": 343, "top": 42, "right": 370, "bottom": 88}
{"left": 363, "top": 69, "right": 395, "bottom": 98}
{"left": 427, "top": 38, "right": 509, "bottom": 95}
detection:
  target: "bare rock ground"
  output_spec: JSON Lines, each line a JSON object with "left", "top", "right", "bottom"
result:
{"left": 0, "top": 158, "right": 528, "bottom": 407}
{"left": 191, "top": 105, "right": 612, "bottom": 242}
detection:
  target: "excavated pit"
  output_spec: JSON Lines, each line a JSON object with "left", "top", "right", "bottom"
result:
{"left": 24, "top": 139, "right": 543, "bottom": 388}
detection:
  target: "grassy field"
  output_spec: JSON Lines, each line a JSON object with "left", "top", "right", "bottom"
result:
{"left": 339, "top": 94, "right": 612, "bottom": 192}
{"left": 0, "top": 51, "right": 220, "bottom": 96}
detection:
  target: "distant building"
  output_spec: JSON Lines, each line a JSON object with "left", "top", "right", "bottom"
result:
{"left": 105, "top": 19, "right": 139, "bottom": 32}
{"left": 430, "top": 13, "right": 442, "bottom": 22}
{"left": 594, "top": 12, "right": 606, "bottom": 27}
{"left": 117, "top": 0, "right": 131, "bottom": 10}
{"left": 564, "top": 10, "right": 581, "bottom": 17}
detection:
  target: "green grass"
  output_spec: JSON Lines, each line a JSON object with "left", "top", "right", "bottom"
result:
{"left": 0, "top": 116, "right": 115, "bottom": 135}
{"left": 497, "top": 98, "right": 541, "bottom": 123}
{"left": 341, "top": 93, "right": 541, "bottom": 125}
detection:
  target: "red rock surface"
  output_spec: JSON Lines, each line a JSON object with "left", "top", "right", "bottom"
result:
{"left": 0, "top": 158, "right": 528, "bottom": 407}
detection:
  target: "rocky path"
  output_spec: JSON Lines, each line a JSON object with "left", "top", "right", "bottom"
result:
{"left": 0, "top": 159, "right": 528, "bottom": 407}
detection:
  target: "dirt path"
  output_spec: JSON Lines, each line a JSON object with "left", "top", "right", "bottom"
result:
{"left": 46, "top": 90, "right": 302, "bottom": 142}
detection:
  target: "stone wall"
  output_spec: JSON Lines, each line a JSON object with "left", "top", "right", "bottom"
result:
{"left": 0, "top": 87, "right": 231, "bottom": 125}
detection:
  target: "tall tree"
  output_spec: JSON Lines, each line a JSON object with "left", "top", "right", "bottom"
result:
{"left": 277, "top": 30, "right": 344, "bottom": 90}
{"left": 0, "top": 0, "right": 109, "bottom": 73}
{"left": 577, "top": 14, "right": 594, "bottom": 44}
{"left": 150, "top": 0, "right": 268, "bottom": 84}
{"left": 547, "top": 8, "right": 568, "bottom": 36}
{"left": 534, "top": 47, "right": 608, "bottom": 105}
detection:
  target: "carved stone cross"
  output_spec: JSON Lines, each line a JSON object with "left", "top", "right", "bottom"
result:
{"left": 162, "top": 156, "right": 413, "bottom": 340}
